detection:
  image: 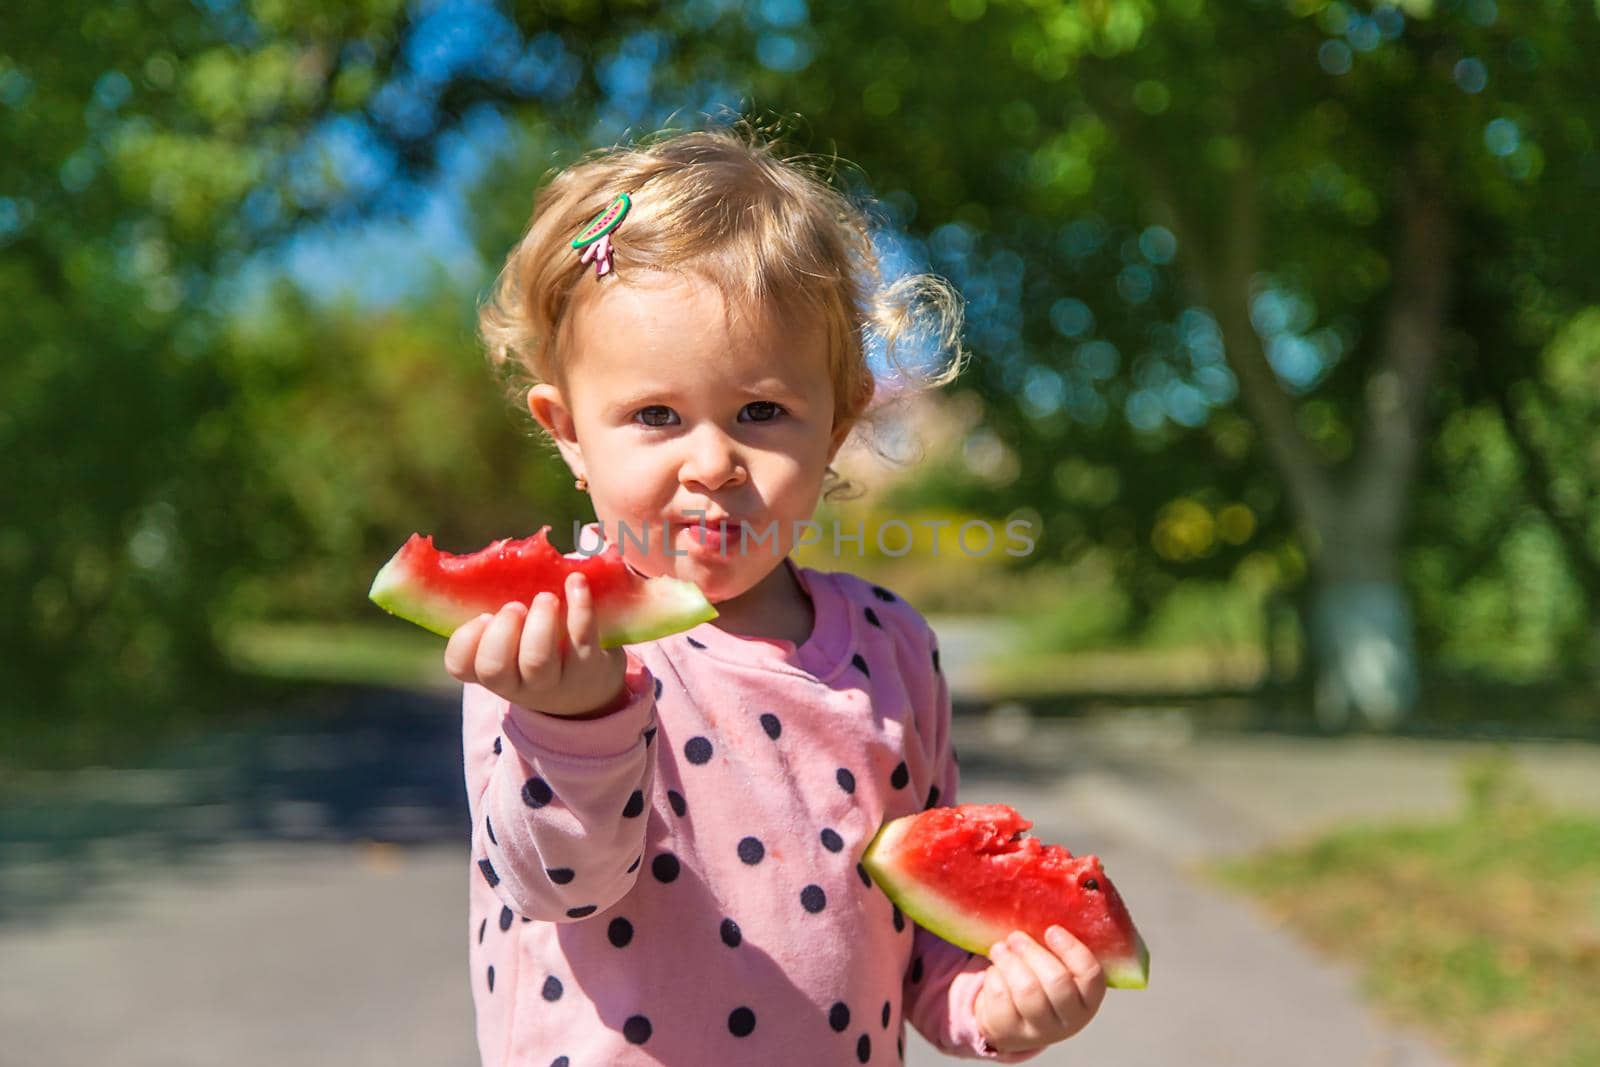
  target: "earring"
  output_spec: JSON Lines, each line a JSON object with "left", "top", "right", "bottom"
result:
{"left": 574, "top": 475, "right": 589, "bottom": 492}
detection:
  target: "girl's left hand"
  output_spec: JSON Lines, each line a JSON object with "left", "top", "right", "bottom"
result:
{"left": 975, "top": 927, "right": 1107, "bottom": 1054}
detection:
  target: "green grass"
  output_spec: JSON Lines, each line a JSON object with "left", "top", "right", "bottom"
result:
{"left": 1208, "top": 755, "right": 1600, "bottom": 1067}
{"left": 219, "top": 620, "right": 449, "bottom": 688}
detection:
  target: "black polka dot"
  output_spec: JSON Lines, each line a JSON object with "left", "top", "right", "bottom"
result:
{"left": 829, "top": 1002, "right": 851, "bottom": 1032}
{"left": 684, "top": 736, "right": 713, "bottom": 764}
{"left": 623, "top": 1015, "right": 653, "bottom": 1044}
{"left": 729, "top": 1006, "right": 756, "bottom": 1037}
{"left": 890, "top": 762, "right": 909, "bottom": 789}
{"left": 872, "top": 585, "right": 896, "bottom": 602}
{"left": 760, "top": 713, "right": 782, "bottom": 739}
{"left": 627, "top": 855, "right": 641, "bottom": 874}
{"left": 932, "top": 647, "right": 941, "bottom": 673}
{"left": 477, "top": 858, "right": 500, "bottom": 888}
{"left": 851, "top": 653, "right": 871, "bottom": 677}
{"left": 653, "top": 676, "right": 663, "bottom": 699}
{"left": 643, "top": 726, "right": 657, "bottom": 745}
{"left": 856, "top": 1033, "right": 871, "bottom": 1062}
{"left": 837, "top": 768, "right": 856, "bottom": 794}
{"left": 477, "top": 917, "right": 486, "bottom": 944}
{"left": 667, "top": 789, "right": 687, "bottom": 816}
{"left": 864, "top": 607, "right": 882, "bottom": 627}
{"left": 499, "top": 905, "right": 514, "bottom": 932}
{"left": 820, "top": 828, "right": 843, "bottom": 852}
{"left": 566, "top": 905, "right": 597, "bottom": 919}
{"left": 485, "top": 816, "right": 497, "bottom": 845}
{"left": 522, "top": 777, "right": 553, "bottom": 808}
{"left": 909, "top": 956, "right": 924, "bottom": 983}
{"left": 522, "top": 916, "right": 532, "bottom": 923}
{"left": 487, "top": 965, "right": 495, "bottom": 992}
{"left": 720, "top": 917, "right": 742, "bottom": 947}
{"left": 898, "top": 1035, "right": 904, "bottom": 1060}
{"left": 892, "top": 904, "right": 904, "bottom": 932}
{"left": 652, "top": 852, "right": 680, "bottom": 883}
{"left": 608, "top": 917, "right": 633, "bottom": 947}
{"left": 801, "top": 884, "right": 827, "bottom": 913}
{"left": 857, "top": 862, "right": 872, "bottom": 887}
{"left": 542, "top": 975, "right": 563, "bottom": 1001}
{"left": 493, "top": 736, "right": 502, "bottom": 755}
{"left": 547, "top": 867, "right": 575, "bottom": 885}
{"left": 686, "top": 635, "right": 706, "bottom": 649}
{"left": 882, "top": 1001, "right": 891, "bottom": 1028}
{"left": 737, "top": 836, "right": 765, "bottom": 864}
{"left": 926, "top": 786, "right": 941, "bottom": 810}
{"left": 622, "top": 790, "right": 645, "bottom": 818}
{"left": 552, "top": 1058, "right": 570, "bottom": 1067}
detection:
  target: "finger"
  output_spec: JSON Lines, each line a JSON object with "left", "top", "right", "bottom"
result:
{"left": 1006, "top": 931, "right": 1082, "bottom": 1031}
{"left": 979, "top": 957, "right": 1025, "bottom": 1037}
{"left": 1045, "top": 926, "right": 1107, "bottom": 1013}
{"left": 516, "top": 592, "right": 562, "bottom": 688}
{"left": 475, "top": 602, "right": 529, "bottom": 689}
{"left": 445, "top": 614, "right": 494, "bottom": 682}
{"left": 988, "top": 941, "right": 1048, "bottom": 1043}
{"left": 564, "top": 572, "right": 601, "bottom": 658}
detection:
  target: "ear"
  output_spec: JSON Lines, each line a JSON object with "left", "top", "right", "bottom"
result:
{"left": 527, "top": 384, "right": 586, "bottom": 477}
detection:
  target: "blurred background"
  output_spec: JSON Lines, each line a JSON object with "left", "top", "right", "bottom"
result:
{"left": 3, "top": 1, "right": 1598, "bottom": 1065}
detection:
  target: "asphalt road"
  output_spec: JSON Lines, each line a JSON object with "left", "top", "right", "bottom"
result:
{"left": 7, "top": 624, "right": 1597, "bottom": 1066}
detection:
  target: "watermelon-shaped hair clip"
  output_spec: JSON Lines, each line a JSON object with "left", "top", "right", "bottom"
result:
{"left": 571, "top": 193, "right": 631, "bottom": 278}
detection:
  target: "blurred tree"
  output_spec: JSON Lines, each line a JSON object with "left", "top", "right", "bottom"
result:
{"left": 701, "top": 0, "right": 1600, "bottom": 726}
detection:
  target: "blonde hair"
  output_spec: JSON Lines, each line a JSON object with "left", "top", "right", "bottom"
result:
{"left": 479, "top": 123, "right": 966, "bottom": 498}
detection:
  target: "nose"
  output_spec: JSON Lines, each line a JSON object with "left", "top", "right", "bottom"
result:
{"left": 679, "top": 423, "right": 747, "bottom": 492}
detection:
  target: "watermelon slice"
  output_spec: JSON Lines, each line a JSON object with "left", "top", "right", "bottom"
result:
{"left": 368, "top": 526, "right": 716, "bottom": 648}
{"left": 863, "top": 803, "right": 1149, "bottom": 989}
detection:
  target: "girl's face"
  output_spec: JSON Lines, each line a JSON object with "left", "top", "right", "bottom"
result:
{"left": 527, "top": 271, "right": 850, "bottom": 606}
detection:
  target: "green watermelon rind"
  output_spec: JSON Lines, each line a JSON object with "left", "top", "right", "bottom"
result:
{"left": 862, "top": 816, "right": 1150, "bottom": 990}
{"left": 366, "top": 540, "right": 718, "bottom": 649}
{"left": 570, "top": 193, "right": 631, "bottom": 250}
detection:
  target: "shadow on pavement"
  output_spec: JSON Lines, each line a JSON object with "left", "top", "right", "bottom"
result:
{"left": 0, "top": 685, "right": 470, "bottom": 926}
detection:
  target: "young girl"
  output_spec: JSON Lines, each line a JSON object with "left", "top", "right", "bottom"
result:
{"left": 447, "top": 128, "right": 1105, "bottom": 1065}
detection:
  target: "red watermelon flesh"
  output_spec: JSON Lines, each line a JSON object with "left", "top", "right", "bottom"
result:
{"left": 863, "top": 803, "right": 1149, "bottom": 989}
{"left": 368, "top": 526, "right": 716, "bottom": 648}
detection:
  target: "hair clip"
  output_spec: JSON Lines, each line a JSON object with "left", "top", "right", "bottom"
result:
{"left": 571, "top": 193, "right": 631, "bottom": 278}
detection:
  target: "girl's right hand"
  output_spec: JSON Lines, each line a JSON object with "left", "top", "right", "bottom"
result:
{"left": 444, "top": 571, "right": 630, "bottom": 719}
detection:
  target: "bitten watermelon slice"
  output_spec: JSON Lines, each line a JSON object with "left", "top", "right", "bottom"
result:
{"left": 863, "top": 803, "right": 1150, "bottom": 989}
{"left": 368, "top": 526, "right": 716, "bottom": 648}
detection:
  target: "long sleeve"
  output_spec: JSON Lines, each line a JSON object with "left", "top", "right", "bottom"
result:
{"left": 462, "top": 650, "right": 658, "bottom": 922}
{"left": 900, "top": 627, "right": 1044, "bottom": 1063}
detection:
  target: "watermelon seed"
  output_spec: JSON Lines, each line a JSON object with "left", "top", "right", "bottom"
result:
{"left": 1084, "top": 877, "right": 1099, "bottom": 891}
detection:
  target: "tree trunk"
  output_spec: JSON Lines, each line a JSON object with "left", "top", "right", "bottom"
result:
{"left": 1154, "top": 146, "right": 1450, "bottom": 728}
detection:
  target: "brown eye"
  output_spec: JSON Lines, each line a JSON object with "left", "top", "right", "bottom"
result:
{"left": 1082, "top": 877, "right": 1099, "bottom": 891}
{"left": 635, "top": 405, "right": 677, "bottom": 427}
{"left": 741, "top": 401, "right": 784, "bottom": 422}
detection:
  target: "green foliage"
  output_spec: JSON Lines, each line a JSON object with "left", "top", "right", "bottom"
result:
{"left": 8, "top": 0, "right": 1600, "bottom": 769}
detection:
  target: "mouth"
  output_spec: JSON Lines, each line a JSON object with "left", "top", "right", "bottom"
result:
{"left": 672, "top": 515, "right": 741, "bottom": 551}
